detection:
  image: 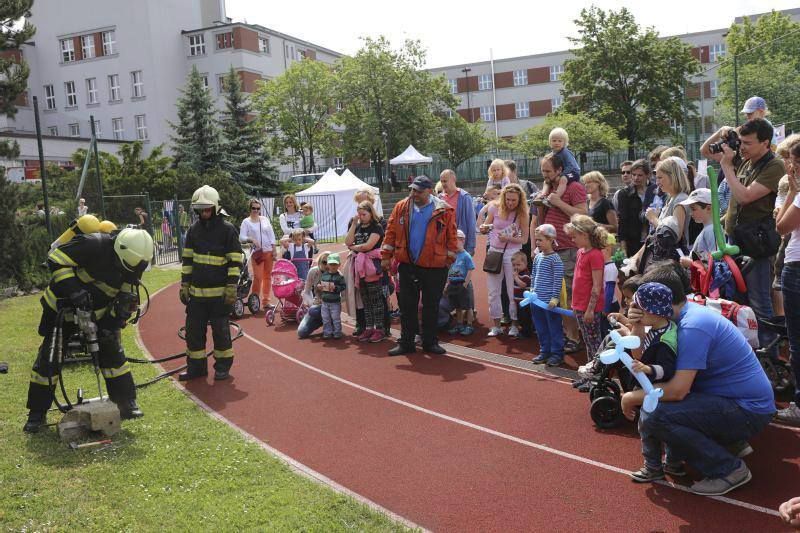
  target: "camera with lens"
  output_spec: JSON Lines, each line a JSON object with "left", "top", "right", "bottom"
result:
{"left": 709, "top": 130, "right": 741, "bottom": 154}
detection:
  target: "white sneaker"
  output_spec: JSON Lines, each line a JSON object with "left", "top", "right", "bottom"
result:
{"left": 414, "top": 334, "right": 422, "bottom": 345}
{"left": 775, "top": 402, "right": 800, "bottom": 426}
{"left": 487, "top": 327, "right": 503, "bottom": 337}
{"left": 508, "top": 326, "right": 520, "bottom": 338}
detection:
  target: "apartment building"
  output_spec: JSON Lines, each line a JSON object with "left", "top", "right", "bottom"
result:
{"left": 1, "top": 0, "right": 341, "bottom": 177}
{"left": 429, "top": 8, "right": 800, "bottom": 142}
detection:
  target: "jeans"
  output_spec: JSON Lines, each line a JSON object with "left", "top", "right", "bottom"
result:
{"left": 297, "top": 304, "right": 323, "bottom": 338}
{"left": 744, "top": 256, "right": 778, "bottom": 358}
{"left": 487, "top": 248, "right": 518, "bottom": 320}
{"left": 530, "top": 306, "right": 563, "bottom": 358}
{"left": 398, "top": 262, "right": 448, "bottom": 348}
{"left": 321, "top": 302, "right": 342, "bottom": 336}
{"left": 782, "top": 262, "right": 800, "bottom": 404}
{"left": 639, "top": 392, "right": 773, "bottom": 478}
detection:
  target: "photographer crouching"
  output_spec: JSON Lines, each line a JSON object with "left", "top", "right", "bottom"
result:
{"left": 700, "top": 119, "right": 785, "bottom": 357}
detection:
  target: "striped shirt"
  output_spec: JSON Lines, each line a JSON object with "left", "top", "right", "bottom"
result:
{"left": 531, "top": 252, "right": 564, "bottom": 303}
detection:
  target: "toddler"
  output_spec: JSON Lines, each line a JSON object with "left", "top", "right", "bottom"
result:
{"left": 319, "top": 253, "right": 346, "bottom": 339}
{"left": 446, "top": 229, "right": 476, "bottom": 335}
{"left": 603, "top": 234, "right": 620, "bottom": 313}
{"left": 530, "top": 224, "right": 565, "bottom": 365}
{"left": 485, "top": 158, "right": 510, "bottom": 193}
{"left": 283, "top": 228, "right": 314, "bottom": 280}
{"left": 534, "top": 128, "right": 581, "bottom": 206}
{"left": 511, "top": 251, "right": 533, "bottom": 338}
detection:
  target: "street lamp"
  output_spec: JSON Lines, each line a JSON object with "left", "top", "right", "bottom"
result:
{"left": 461, "top": 67, "right": 472, "bottom": 122}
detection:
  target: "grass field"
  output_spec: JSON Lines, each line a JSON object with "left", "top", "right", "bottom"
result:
{"left": 0, "top": 268, "right": 407, "bottom": 532}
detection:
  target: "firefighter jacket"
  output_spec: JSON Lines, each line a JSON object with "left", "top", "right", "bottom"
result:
{"left": 181, "top": 215, "right": 242, "bottom": 299}
{"left": 41, "top": 232, "right": 141, "bottom": 330}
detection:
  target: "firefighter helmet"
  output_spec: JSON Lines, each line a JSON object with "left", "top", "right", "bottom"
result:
{"left": 114, "top": 228, "right": 154, "bottom": 272}
{"left": 98, "top": 220, "right": 118, "bottom": 233}
{"left": 191, "top": 185, "right": 221, "bottom": 213}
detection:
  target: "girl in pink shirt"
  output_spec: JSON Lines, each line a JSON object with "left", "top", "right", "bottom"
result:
{"left": 565, "top": 214, "right": 608, "bottom": 362}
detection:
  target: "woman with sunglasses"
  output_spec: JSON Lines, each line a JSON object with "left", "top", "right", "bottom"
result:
{"left": 240, "top": 199, "right": 276, "bottom": 310}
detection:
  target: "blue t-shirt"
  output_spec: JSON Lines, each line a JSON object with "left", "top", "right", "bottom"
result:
{"left": 676, "top": 303, "right": 775, "bottom": 414}
{"left": 447, "top": 250, "right": 475, "bottom": 283}
{"left": 409, "top": 199, "right": 434, "bottom": 263}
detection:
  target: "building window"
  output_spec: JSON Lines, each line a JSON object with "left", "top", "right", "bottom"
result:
{"left": 513, "top": 69, "right": 527, "bottom": 86}
{"left": 297, "top": 49, "right": 307, "bottom": 60}
{"left": 69, "top": 123, "right": 80, "bottom": 137}
{"left": 445, "top": 109, "right": 453, "bottom": 118}
{"left": 670, "top": 119, "right": 683, "bottom": 135}
{"left": 216, "top": 32, "right": 233, "bottom": 50}
{"left": 552, "top": 95, "right": 564, "bottom": 109}
{"left": 258, "top": 36, "right": 270, "bottom": 54}
{"left": 81, "top": 34, "right": 95, "bottom": 59}
{"left": 112, "top": 117, "right": 124, "bottom": 140}
{"left": 710, "top": 43, "right": 726, "bottom": 63}
{"left": 135, "top": 114, "right": 148, "bottom": 140}
{"left": 48, "top": 126, "right": 58, "bottom": 136}
{"left": 189, "top": 34, "right": 205, "bottom": 56}
{"left": 201, "top": 75, "right": 209, "bottom": 90}
{"left": 86, "top": 78, "right": 98, "bottom": 104}
{"left": 709, "top": 79, "right": 718, "bottom": 98}
{"left": 480, "top": 106, "right": 494, "bottom": 122}
{"left": 549, "top": 64, "right": 563, "bottom": 82}
{"left": 332, "top": 156, "right": 344, "bottom": 167}
{"left": 478, "top": 74, "right": 493, "bottom": 91}
{"left": 108, "top": 74, "right": 121, "bottom": 101}
{"left": 515, "top": 102, "right": 529, "bottom": 119}
{"left": 92, "top": 119, "right": 102, "bottom": 138}
{"left": 336, "top": 101, "right": 343, "bottom": 112}
{"left": 102, "top": 30, "right": 116, "bottom": 55}
{"left": 60, "top": 38, "right": 75, "bottom": 62}
{"left": 44, "top": 84, "right": 56, "bottom": 110}
{"left": 449, "top": 79, "right": 458, "bottom": 94}
{"left": 64, "top": 81, "right": 77, "bottom": 107}
{"left": 218, "top": 75, "right": 226, "bottom": 93}
{"left": 131, "top": 70, "right": 144, "bottom": 98}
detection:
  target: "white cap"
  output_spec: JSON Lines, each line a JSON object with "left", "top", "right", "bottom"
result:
{"left": 456, "top": 229, "right": 466, "bottom": 239}
{"left": 679, "top": 188, "right": 712, "bottom": 207}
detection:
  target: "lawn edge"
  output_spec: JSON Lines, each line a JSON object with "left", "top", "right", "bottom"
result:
{"left": 135, "top": 279, "right": 425, "bottom": 532}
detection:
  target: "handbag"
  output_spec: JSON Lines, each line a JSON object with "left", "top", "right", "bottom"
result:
{"left": 732, "top": 152, "right": 780, "bottom": 259}
{"left": 251, "top": 249, "right": 265, "bottom": 265}
{"left": 483, "top": 213, "right": 517, "bottom": 274}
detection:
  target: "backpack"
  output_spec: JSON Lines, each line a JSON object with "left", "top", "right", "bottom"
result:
{"left": 687, "top": 294, "right": 759, "bottom": 349}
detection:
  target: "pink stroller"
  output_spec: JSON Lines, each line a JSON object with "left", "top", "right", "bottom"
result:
{"left": 265, "top": 259, "right": 307, "bottom": 325}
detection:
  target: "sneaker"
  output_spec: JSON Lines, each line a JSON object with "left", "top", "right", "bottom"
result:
{"left": 369, "top": 329, "right": 386, "bottom": 343}
{"left": 578, "top": 359, "right": 600, "bottom": 379}
{"left": 414, "top": 334, "right": 422, "bottom": 345}
{"left": 352, "top": 326, "right": 365, "bottom": 337}
{"left": 333, "top": 332, "right": 343, "bottom": 339}
{"left": 532, "top": 354, "right": 548, "bottom": 364}
{"left": 689, "top": 461, "right": 752, "bottom": 496}
{"left": 630, "top": 465, "right": 665, "bottom": 483}
{"left": 726, "top": 440, "right": 754, "bottom": 458}
{"left": 447, "top": 325, "right": 462, "bottom": 335}
{"left": 323, "top": 334, "right": 332, "bottom": 339}
{"left": 388, "top": 344, "right": 416, "bottom": 356}
{"left": 664, "top": 462, "right": 687, "bottom": 477}
{"left": 487, "top": 327, "right": 503, "bottom": 337}
{"left": 459, "top": 325, "right": 475, "bottom": 336}
{"left": 358, "top": 328, "right": 375, "bottom": 342}
{"left": 546, "top": 356, "right": 563, "bottom": 367}
{"left": 774, "top": 402, "right": 800, "bottom": 426}
{"left": 508, "top": 325, "right": 521, "bottom": 338}
{"left": 500, "top": 316, "right": 512, "bottom": 326}
{"left": 577, "top": 381, "right": 592, "bottom": 393}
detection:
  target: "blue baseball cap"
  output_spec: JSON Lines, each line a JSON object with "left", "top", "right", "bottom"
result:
{"left": 741, "top": 96, "right": 767, "bottom": 114}
{"left": 633, "top": 282, "right": 674, "bottom": 318}
{"left": 409, "top": 175, "right": 433, "bottom": 191}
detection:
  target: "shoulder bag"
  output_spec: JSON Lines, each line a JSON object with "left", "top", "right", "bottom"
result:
{"left": 483, "top": 213, "right": 517, "bottom": 274}
{"left": 251, "top": 218, "right": 266, "bottom": 264}
{"left": 732, "top": 152, "right": 780, "bottom": 259}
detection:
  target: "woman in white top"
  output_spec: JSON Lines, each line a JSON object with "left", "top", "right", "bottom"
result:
{"left": 240, "top": 198, "right": 277, "bottom": 308}
{"left": 279, "top": 194, "right": 302, "bottom": 237}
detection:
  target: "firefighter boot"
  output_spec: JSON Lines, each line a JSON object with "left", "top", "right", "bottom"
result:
{"left": 23, "top": 410, "right": 47, "bottom": 434}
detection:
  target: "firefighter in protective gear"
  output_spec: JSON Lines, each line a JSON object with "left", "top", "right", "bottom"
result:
{"left": 23, "top": 228, "right": 154, "bottom": 433}
{"left": 180, "top": 185, "right": 242, "bottom": 381}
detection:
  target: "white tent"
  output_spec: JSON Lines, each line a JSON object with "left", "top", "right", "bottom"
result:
{"left": 295, "top": 169, "right": 383, "bottom": 239}
{"left": 390, "top": 144, "right": 432, "bottom": 165}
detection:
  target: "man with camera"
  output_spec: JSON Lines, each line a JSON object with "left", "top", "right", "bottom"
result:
{"left": 701, "top": 118, "right": 785, "bottom": 356}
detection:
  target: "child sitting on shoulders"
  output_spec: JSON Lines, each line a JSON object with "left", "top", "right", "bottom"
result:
{"left": 511, "top": 251, "right": 534, "bottom": 338}
{"left": 614, "top": 282, "right": 681, "bottom": 483}
{"left": 530, "top": 224, "right": 565, "bottom": 366}
{"left": 533, "top": 127, "right": 581, "bottom": 207}
{"left": 445, "top": 229, "right": 476, "bottom": 336}
{"left": 319, "top": 253, "right": 346, "bottom": 339}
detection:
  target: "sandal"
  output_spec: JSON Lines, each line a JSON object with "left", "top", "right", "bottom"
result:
{"left": 563, "top": 338, "right": 583, "bottom": 354}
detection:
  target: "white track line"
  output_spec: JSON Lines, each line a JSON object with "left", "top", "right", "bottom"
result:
{"left": 242, "top": 331, "right": 782, "bottom": 518}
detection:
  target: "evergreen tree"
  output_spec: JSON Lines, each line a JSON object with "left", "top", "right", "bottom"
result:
{"left": 219, "top": 67, "right": 277, "bottom": 192}
{"left": 169, "top": 65, "right": 222, "bottom": 173}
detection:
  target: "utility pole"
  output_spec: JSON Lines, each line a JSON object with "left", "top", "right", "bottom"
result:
{"left": 33, "top": 97, "right": 53, "bottom": 239}
{"left": 733, "top": 55, "right": 740, "bottom": 126}
{"left": 90, "top": 116, "right": 106, "bottom": 219}
{"left": 461, "top": 67, "right": 472, "bottom": 122}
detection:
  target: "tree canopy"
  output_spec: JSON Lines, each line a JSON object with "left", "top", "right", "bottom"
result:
{"left": 169, "top": 65, "right": 223, "bottom": 173}
{"left": 0, "top": 0, "right": 34, "bottom": 160}
{"left": 561, "top": 6, "right": 700, "bottom": 158}
{"left": 716, "top": 10, "right": 800, "bottom": 127}
{"left": 434, "top": 115, "right": 491, "bottom": 170}
{"left": 512, "top": 110, "right": 626, "bottom": 157}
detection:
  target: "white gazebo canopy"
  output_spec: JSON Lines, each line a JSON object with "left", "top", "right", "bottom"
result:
{"left": 390, "top": 144, "right": 432, "bottom": 165}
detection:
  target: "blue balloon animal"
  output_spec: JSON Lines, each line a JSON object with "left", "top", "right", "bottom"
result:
{"left": 598, "top": 330, "right": 663, "bottom": 413}
{"left": 519, "top": 290, "right": 575, "bottom": 317}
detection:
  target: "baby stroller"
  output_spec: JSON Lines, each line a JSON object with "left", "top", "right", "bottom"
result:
{"left": 231, "top": 249, "right": 261, "bottom": 319}
{"left": 575, "top": 331, "right": 635, "bottom": 429}
{"left": 265, "top": 258, "right": 307, "bottom": 325}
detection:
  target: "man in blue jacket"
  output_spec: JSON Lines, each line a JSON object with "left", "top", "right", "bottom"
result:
{"left": 439, "top": 169, "right": 476, "bottom": 255}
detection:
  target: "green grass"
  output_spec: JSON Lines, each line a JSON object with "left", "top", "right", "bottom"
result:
{"left": 0, "top": 268, "right": 408, "bottom": 532}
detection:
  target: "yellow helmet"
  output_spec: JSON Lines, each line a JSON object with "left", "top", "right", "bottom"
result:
{"left": 76, "top": 214, "right": 101, "bottom": 234}
{"left": 191, "top": 185, "right": 221, "bottom": 213}
{"left": 98, "top": 220, "right": 118, "bottom": 233}
{"left": 114, "top": 228, "right": 154, "bottom": 272}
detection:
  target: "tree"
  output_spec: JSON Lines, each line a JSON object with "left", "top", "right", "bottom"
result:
{"left": 219, "top": 67, "right": 277, "bottom": 192}
{"left": 252, "top": 59, "right": 336, "bottom": 175}
{"left": 716, "top": 11, "right": 800, "bottom": 127}
{"left": 561, "top": 7, "right": 700, "bottom": 158}
{"left": 334, "top": 37, "right": 457, "bottom": 183}
{"left": 512, "top": 110, "right": 626, "bottom": 157}
{"left": 170, "top": 65, "right": 222, "bottom": 173}
{"left": 435, "top": 115, "right": 491, "bottom": 170}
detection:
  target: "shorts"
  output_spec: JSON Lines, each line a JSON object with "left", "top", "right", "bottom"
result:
{"left": 556, "top": 247, "right": 577, "bottom": 306}
{"left": 447, "top": 282, "right": 470, "bottom": 310}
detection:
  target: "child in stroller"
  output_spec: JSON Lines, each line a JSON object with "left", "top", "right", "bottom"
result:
{"left": 231, "top": 248, "right": 261, "bottom": 318}
{"left": 265, "top": 258, "right": 308, "bottom": 325}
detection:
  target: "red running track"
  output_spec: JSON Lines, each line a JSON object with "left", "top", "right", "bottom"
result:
{"left": 140, "top": 285, "right": 799, "bottom": 531}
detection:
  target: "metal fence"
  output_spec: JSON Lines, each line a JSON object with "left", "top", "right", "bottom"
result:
{"left": 270, "top": 192, "right": 339, "bottom": 243}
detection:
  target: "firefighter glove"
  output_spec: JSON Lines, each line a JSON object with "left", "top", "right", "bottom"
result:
{"left": 223, "top": 284, "right": 237, "bottom": 306}
{"left": 179, "top": 283, "right": 190, "bottom": 305}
